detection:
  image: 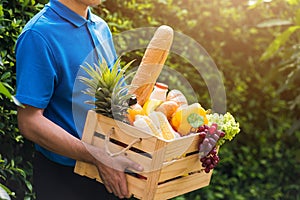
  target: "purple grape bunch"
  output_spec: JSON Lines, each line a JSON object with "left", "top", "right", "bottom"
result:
{"left": 197, "top": 123, "right": 225, "bottom": 173}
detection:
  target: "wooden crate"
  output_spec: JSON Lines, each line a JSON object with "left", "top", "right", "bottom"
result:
{"left": 74, "top": 110, "right": 214, "bottom": 200}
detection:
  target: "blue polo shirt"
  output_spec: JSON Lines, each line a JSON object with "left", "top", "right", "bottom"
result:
{"left": 15, "top": 0, "right": 117, "bottom": 166}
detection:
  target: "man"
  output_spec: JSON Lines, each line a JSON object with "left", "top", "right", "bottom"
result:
{"left": 15, "top": 0, "right": 143, "bottom": 199}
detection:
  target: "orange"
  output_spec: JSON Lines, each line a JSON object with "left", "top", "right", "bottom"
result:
{"left": 170, "top": 103, "right": 209, "bottom": 135}
{"left": 127, "top": 108, "right": 145, "bottom": 125}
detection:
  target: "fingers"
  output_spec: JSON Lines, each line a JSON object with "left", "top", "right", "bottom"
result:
{"left": 118, "top": 171, "right": 130, "bottom": 198}
{"left": 114, "top": 156, "right": 143, "bottom": 198}
{"left": 128, "top": 161, "right": 144, "bottom": 172}
{"left": 95, "top": 154, "right": 143, "bottom": 199}
{"left": 113, "top": 173, "right": 126, "bottom": 199}
{"left": 98, "top": 172, "right": 114, "bottom": 194}
{"left": 120, "top": 155, "right": 144, "bottom": 172}
{"left": 101, "top": 172, "right": 124, "bottom": 198}
{"left": 97, "top": 162, "right": 129, "bottom": 199}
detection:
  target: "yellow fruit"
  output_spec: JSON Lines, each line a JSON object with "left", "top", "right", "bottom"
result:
{"left": 198, "top": 106, "right": 207, "bottom": 116}
{"left": 143, "top": 99, "right": 163, "bottom": 115}
{"left": 171, "top": 103, "right": 208, "bottom": 136}
{"left": 127, "top": 107, "right": 145, "bottom": 125}
{"left": 204, "top": 115, "right": 208, "bottom": 125}
{"left": 170, "top": 108, "right": 182, "bottom": 131}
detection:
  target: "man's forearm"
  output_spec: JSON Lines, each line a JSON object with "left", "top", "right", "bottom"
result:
{"left": 17, "top": 105, "right": 144, "bottom": 199}
{"left": 17, "top": 106, "right": 97, "bottom": 165}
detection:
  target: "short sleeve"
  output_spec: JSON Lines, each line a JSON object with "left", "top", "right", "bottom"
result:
{"left": 15, "top": 30, "right": 58, "bottom": 109}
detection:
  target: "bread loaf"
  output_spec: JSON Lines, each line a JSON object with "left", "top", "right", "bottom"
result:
{"left": 166, "top": 89, "right": 188, "bottom": 107}
{"left": 129, "top": 25, "right": 174, "bottom": 106}
{"left": 155, "top": 100, "right": 179, "bottom": 120}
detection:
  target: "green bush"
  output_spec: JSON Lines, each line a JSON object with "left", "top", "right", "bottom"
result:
{"left": 97, "top": 0, "right": 300, "bottom": 199}
{"left": 0, "top": 0, "right": 43, "bottom": 199}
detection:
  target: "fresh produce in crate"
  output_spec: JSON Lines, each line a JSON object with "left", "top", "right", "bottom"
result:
{"left": 171, "top": 102, "right": 209, "bottom": 136}
{"left": 207, "top": 112, "right": 241, "bottom": 146}
{"left": 197, "top": 123, "right": 225, "bottom": 173}
{"left": 126, "top": 79, "right": 240, "bottom": 173}
{"left": 128, "top": 81, "right": 210, "bottom": 139}
{"left": 75, "top": 24, "right": 241, "bottom": 200}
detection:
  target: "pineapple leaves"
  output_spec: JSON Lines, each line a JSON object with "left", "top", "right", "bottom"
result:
{"left": 81, "top": 62, "right": 102, "bottom": 83}
{"left": 79, "top": 57, "right": 135, "bottom": 120}
{"left": 115, "top": 59, "right": 136, "bottom": 84}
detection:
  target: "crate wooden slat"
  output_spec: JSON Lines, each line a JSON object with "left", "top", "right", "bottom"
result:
{"left": 74, "top": 162, "right": 147, "bottom": 198}
{"left": 159, "top": 153, "right": 202, "bottom": 182}
{"left": 164, "top": 133, "right": 199, "bottom": 161}
{"left": 74, "top": 110, "right": 214, "bottom": 200}
{"left": 155, "top": 170, "right": 212, "bottom": 200}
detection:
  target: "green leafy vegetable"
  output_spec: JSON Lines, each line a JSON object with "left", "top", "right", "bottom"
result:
{"left": 207, "top": 112, "right": 240, "bottom": 146}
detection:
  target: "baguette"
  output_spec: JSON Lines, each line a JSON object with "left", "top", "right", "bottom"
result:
{"left": 129, "top": 25, "right": 174, "bottom": 106}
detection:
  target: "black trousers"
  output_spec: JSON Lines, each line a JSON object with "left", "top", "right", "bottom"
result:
{"left": 33, "top": 152, "right": 118, "bottom": 200}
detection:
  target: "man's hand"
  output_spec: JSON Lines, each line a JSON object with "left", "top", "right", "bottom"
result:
{"left": 83, "top": 142, "right": 143, "bottom": 199}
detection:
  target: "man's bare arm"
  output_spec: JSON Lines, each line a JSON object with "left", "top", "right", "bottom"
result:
{"left": 17, "top": 105, "right": 143, "bottom": 198}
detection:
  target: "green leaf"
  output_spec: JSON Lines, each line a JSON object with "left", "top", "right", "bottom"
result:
{"left": 0, "top": 72, "right": 11, "bottom": 81}
{"left": 0, "top": 82, "right": 24, "bottom": 108}
{"left": 286, "top": 0, "right": 299, "bottom": 5}
{"left": 296, "top": 8, "right": 300, "bottom": 26}
{"left": 260, "top": 26, "right": 300, "bottom": 61}
{"left": 25, "top": 180, "right": 33, "bottom": 192}
{"left": 187, "top": 113, "right": 204, "bottom": 128}
{"left": 0, "top": 5, "right": 4, "bottom": 18}
{"left": 257, "top": 19, "right": 292, "bottom": 28}
{"left": 0, "top": 82, "right": 12, "bottom": 99}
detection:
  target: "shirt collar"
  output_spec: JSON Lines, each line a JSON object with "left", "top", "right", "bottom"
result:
{"left": 47, "top": 0, "right": 94, "bottom": 27}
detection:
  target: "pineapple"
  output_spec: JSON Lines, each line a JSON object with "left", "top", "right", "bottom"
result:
{"left": 79, "top": 57, "right": 134, "bottom": 122}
